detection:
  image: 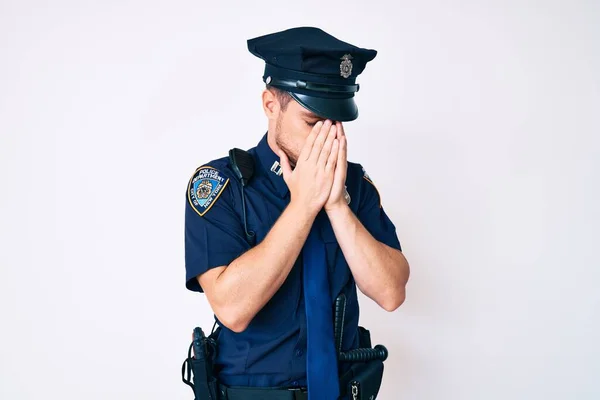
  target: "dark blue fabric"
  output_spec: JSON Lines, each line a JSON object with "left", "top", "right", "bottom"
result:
{"left": 247, "top": 27, "right": 377, "bottom": 98}
{"left": 184, "top": 132, "right": 402, "bottom": 388}
{"left": 303, "top": 212, "right": 340, "bottom": 399}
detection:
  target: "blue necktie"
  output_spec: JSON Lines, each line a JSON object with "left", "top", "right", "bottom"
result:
{"left": 303, "top": 212, "right": 340, "bottom": 400}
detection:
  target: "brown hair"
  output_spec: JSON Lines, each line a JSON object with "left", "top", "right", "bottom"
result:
{"left": 266, "top": 85, "right": 292, "bottom": 112}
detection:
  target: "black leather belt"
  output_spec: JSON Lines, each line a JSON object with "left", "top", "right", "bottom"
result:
{"left": 219, "top": 384, "right": 308, "bottom": 400}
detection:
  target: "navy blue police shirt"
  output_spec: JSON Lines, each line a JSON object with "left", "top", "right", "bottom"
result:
{"left": 184, "top": 132, "right": 402, "bottom": 388}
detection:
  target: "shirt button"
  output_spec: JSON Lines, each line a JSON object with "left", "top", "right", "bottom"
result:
{"left": 295, "top": 348, "right": 303, "bottom": 357}
{"left": 292, "top": 380, "right": 299, "bottom": 387}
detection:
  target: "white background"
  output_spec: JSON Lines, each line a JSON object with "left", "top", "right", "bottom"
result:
{"left": 1, "top": 1, "right": 599, "bottom": 399}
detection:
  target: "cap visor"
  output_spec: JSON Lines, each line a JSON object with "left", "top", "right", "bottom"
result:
{"left": 289, "top": 92, "right": 358, "bottom": 122}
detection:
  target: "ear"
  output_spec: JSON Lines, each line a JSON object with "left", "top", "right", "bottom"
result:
{"left": 262, "top": 88, "right": 279, "bottom": 120}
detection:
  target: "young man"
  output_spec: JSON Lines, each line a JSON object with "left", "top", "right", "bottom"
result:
{"left": 185, "top": 27, "right": 410, "bottom": 400}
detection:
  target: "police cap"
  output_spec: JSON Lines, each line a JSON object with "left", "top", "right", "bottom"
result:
{"left": 247, "top": 27, "right": 377, "bottom": 122}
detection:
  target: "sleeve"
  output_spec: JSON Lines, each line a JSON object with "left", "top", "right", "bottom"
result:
{"left": 184, "top": 166, "right": 251, "bottom": 292}
{"left": 356, "top": 165, "right": 402, "bottom": 252}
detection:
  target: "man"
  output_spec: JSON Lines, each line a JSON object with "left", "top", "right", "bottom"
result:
{"left": 184, "top": 27, "right": 410, "bottom": 399}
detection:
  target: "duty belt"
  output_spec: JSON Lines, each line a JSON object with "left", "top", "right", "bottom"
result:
{"left": 218, "top": 384, "right": 308, "bottom": 400}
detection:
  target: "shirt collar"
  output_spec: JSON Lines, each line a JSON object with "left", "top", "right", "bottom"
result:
{"left": 255, "top": 132, "right": 290, "bottom": 198}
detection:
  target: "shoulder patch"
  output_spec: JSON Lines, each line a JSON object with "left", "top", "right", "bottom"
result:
{"left": 362, "top": 167, "right": 382, "bottom": 208}
{"left": 362, "top": 167, "right": 374, "bottom": 184}
{"left": 187, "top": 166, "right": 230, "bottom": 216}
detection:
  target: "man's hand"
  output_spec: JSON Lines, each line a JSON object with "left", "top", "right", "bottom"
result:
{"left": 279, "top": 120, "right": 339, "bottom": 216}
{"left": 200, "top": 121, "right": 341, "bottom": 332}
{"left": 325, "top": 121, "right": 348, "bottom": 212}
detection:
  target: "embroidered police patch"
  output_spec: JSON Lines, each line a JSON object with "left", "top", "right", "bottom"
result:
{"left": 362, "top": 167, "right": 382, "bottom": 208}
{"left": 362, "top": 167, "right": 373, "bottom": 183}
{"left": 188, "top": 166, "right": 229, "bottom": 216}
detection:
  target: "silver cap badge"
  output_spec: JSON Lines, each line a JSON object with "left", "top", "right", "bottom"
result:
{"left": 340, "top": 54, "right": 353, "bottom": 78}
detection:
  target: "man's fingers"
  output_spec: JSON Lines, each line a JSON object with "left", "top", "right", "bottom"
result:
{"left": 318, "top": 124, "right": 337, "bottom": 167}
{"left": 299, "top": 121, "right": 323, "bottom": 162}
{"left": 335, "top": 121, "right": 347, "bottom": 173}
{"left": 309, "top": 120, "right": 332, "bottom": 161}
{"left": 278, "top": 150, "right": 293, "bottom": 184}
{"left": 326, "top": 139, "right": 339, "bottom": 172}
{"left": 338, "top": 131, "right": 347, "bottom": 165}
{"left": 336, "top": 121, "right": 345, "bottom": 138}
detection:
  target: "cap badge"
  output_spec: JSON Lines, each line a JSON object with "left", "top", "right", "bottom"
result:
{"left": 340, "top": 54, "right": 353, "bottom": 78}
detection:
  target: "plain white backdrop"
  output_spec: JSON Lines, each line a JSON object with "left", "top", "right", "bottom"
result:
{"left": 1, "top": 0, "right": 599, "bottom": 399}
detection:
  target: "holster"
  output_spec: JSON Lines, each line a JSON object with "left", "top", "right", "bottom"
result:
{"left": 358, "top": 326, "right": 372, "bottom": 348}
{"left": 338, "top": 326, "right": 384, "bottom": 400}
{"left": 182, "top": 326, "right": 221, "bottom": 400}
{"left": 339, "top": 359, "right": 384, "bottom": 400}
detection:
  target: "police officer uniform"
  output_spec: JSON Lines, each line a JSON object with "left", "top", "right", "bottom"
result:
{"left": 184, "top": 27, "right": 402, "bottom": 400}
